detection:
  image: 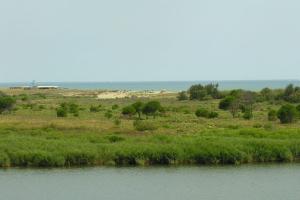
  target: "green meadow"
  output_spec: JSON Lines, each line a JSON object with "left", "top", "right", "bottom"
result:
{"left": 1, "top": 86, "right": 300, "bottom": 167}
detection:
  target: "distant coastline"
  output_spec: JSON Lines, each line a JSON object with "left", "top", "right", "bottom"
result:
{"left": 1, "top": 80, "right": 300, "bottom": 91}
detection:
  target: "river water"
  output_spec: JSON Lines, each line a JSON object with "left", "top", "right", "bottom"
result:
{"left": 0, "top": 164, "right": 299, "bottom": 200}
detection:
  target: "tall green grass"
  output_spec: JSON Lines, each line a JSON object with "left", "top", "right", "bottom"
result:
{"left": 0, "top": 126, "right": 299, "bottom": 167}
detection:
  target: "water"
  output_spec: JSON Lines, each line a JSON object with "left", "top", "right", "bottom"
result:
{"left": 0, "top": 164, "right": 299, "bottom": 200}
{"left": 1, "top": 80, "right": 300, "bottom": 91}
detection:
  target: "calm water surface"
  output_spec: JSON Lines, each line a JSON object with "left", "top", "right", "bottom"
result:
{"left": 0, "top": 164, "right": 300, "bottom": 200}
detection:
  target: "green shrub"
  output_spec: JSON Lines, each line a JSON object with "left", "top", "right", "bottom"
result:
{"left": 38, "top": 105, "right": 46, "bottom": 110}
{"left": 0, "top": 95, "right": 16, "bottom": 114}
{"left": 268, "top": 110, "right": 277, "bottom": 121}
{"left": 243, "top": 110, "right": 253, "bottom": 120}
{"left": 90, "top": 105, "right": 101, "bottom": 112}
{"left": 57, "top": 102, "right": 80, "bottom": 117}
{"left": 219, "top": 96, "right": 235, "bottom": 110}
{"left": 195, "top": 108, "right": 209, "bottom": 118}
{"left": 195, "top": 108, "right": 218, "bottom": 119}
{"left": 106, "top": 135, "right": 125, "bottom": 143}
{"left": 208, "top": 111, "right": 219, "bottom": 118}
{"left": 277, "top": 104, "right": 298, "bottom": 124}
{"left": 112, "top": 104, "right": 119, "bottom": 110}
{"left": 133, "top": 120, "right": 158, "bottom": 131}
{"left": 188, "top": 83, "right": 219, "bottom": 100}
{"left": 296, "top": 104, "right": 300, "bottom": 113}
{"left": 20, "top": 94, "right": 29, "bottom": 101}
{"left": 68, "top": 103, "right": 79, "bottom": 116}
{"left": 104, "top": 110, "right": 113, "bottom": 119}
{"left": 57, "top": 107, "right": 68, "bottom": 117}
{"left": 177, "top": 91, "right": 188, "bottom": 101}
{"left": 122, "top": 105, "right": 136, "bottom": 117}
{"left": 253, "top": 123, "right": 263, "bottom": 128}
{"left": 142, "top": 101, "right": 162, "bottom": 118}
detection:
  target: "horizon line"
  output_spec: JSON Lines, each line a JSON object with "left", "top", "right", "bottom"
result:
{"left": 1, "top": 79, "right": 300, "bottom": 84}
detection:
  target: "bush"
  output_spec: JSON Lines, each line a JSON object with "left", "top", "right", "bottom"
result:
{"left": 195, "top": 108, "right": 209, "bottom": 118}
{"left": 208, "top": 111, "right": 219, "bottom": 119}
{"left": 188, "top": 84, "right": 207, "bottom": 100}
{"left": 243, "top": 110, "right": 253, "bottom": 120}
{"left": 282, "top": 84, "right": 300, "bottom": 103}
{"left": 57, "top": 107, "right": 68, "bottom": 117}
{"left": 177, "top": 91, "right": 188, "bottom": 101}
{"left": 219, "top": 96, "right": 235, "bottom": 110}
{"left": 188, "top": 83, "right": 219, "bottom": 100}
{"left": 296, "top": 105, "right": 300, "bottom": 113}
{"left": 57, "top": 102, "right": 80, "bottom": 117}
{"left": 20, "top": 94, "right": 29, "bottom": 101}
{"left": 112, "top": 104, "right": 119, "bottom": 110}
{"left": 253, "top": 123, "right": 263, "bottom": 128}
{"left": 38, "top": 105, "right": 46, "bottom": 110}
{"left": 277, "top": 104, "right": 298, "bottom": 124}
{"left": 90, "top": 105, "right": 101, "bottom": 112}
{"left": 68, "top": 103, "right": 79, "bottom": 116}
{"left": 196, "top": 109, "right": 218, "bottom": 119}
{"left": 106, "top": 135, "right": 124, "bottom": 143}
{"left": 133, "top": 120, "right": 158, "bottom": 131}
{"left": 104, "top": 110, "right": 113, "bottom": 119}
{"left": 142, "top": 101, "right": 162, "bottom": 118}
{"left": 268, "top": 110, "right": 277, "bottom": 121}
{"left": 0, "top": 95, "right": 16, "bottom": 114}
{"left": 122, "top": 105, "right": 136, "bottom": 117}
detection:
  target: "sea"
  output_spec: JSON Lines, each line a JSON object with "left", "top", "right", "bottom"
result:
{"left": 0, "top": 80, "right": 299, "bottom": 91}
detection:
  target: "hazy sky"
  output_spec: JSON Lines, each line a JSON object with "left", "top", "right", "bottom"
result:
{"left": 1, "top": 0, "right": 300, "bottom": 82}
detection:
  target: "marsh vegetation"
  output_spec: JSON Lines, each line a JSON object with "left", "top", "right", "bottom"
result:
{"left": 1, "top": 84, "right": 300, "bottom": 167}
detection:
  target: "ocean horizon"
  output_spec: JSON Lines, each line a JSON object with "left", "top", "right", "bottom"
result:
{"left": 0, "top": 80, "right": 300, "bottom": 91}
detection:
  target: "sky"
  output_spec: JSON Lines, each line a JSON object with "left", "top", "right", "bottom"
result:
{"left": 0, "top": 0, "right": 300, "bottom": 82}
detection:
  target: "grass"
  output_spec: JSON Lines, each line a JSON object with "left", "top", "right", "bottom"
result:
{"left": 0, "top": 88, "right": 300, "bottom": 167}
{"left": 0, "top": 125, "right": 299, "bottom": 167}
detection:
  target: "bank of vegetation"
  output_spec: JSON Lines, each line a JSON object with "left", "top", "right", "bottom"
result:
{"left": 0, "top": 84, "right": 300, "bottom": 167}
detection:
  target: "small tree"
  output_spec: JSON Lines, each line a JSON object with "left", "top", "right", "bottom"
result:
{"left": 205, "top": 83, "right": 220, "bottom": 99}
{"left": 219, "top": 96, "right": 240, "bottom": 117}
{"left": 142, "top": 101, "right": 162, "bottom": 118}
{"left": 229, "top": 98, "right": 240, "bottom": 118}
{"left": 281, "top": 84, "right": 300, "bottom": 103}
{"left": 241, "top": 91, "right": 256, "bottom": 117}
{"left": 277, "top": 104, "right": 298, "bottom": 124}
{"left": 0, "top": 95, "right": 16, "bottom": 114}
{"left": 260, "top": 87, "right": 274, "bottom": 101}
{"left": 188, "top": 84, "right": 206, "bottom": 100}
{"left": 132, "top": 101, "right": 144, "bottom": 119}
